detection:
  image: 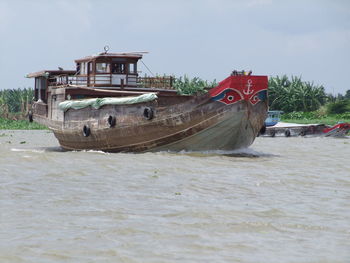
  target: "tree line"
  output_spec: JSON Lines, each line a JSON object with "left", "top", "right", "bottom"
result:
{"left": 0, "top": 75, "right": 349, "bottom": 119}
{"left": 268, "top": 75, "right": 350, "bottom": 114}
{"left": 0, "top": 88, "right": 33, "bottom": 119}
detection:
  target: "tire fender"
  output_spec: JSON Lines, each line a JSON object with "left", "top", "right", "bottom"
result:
{"left": 108, "top": 115, "right": 116, "bottom": 127}
{"left": 143, "top": 107, "right": 154, "bottom": 120}
{"left": 83, "top": 125, "right": 90, "bottom": 137}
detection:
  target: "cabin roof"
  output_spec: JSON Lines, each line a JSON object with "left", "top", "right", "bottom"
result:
{"left": 26, "top": 70, "right": 76, "bottom": 78}
{"left": 75, "top": 52, "right": 143, "bottom": 63}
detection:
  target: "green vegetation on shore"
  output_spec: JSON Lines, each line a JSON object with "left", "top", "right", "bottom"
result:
{"left": 174, "top": 75, "right": 217, "bottom": 95}
{"left": 0, "top": 117, "right": 47, "bottom": 130}
{"left": 0, "top": 88, "right": 41, "bottom": 129}
{"left": 1, "top": 75, "right": 349, "bottom": 129}
{"left": 0, "top": 88, "right": 46, "bottom": 129}
{"left": 269, "top": 75, "right": 327, "bottom": 112}
{"left": 269, "top": 75, "right": 350, "bottom": 125}
{"left": 281, "top": 112, "right": 350, "bottom": 126}
{"left": 0, "top": 88, "right": 33, "bottom": 115}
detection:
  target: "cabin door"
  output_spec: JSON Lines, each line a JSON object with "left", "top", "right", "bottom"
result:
{"left": 112, "top": 74, "right": 127, "bottom": 86}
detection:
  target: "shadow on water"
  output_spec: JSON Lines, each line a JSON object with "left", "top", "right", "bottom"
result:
{"left": 41, "top": 146, "right": 66, "bottom": 152}
{"left": 162, "top": 148, "right": 278, "bottom": 158}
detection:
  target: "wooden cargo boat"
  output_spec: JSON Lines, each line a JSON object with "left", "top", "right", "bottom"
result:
{"left": 27, "top": 50, "right": 268, "bottom": 152}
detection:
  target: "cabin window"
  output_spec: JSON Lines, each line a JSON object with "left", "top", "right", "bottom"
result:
{"left": 88, "top": 62, "right": 93, "bottom": 73}
{"left": 96, "top": 63, "right": 109, "bottom": 73}
{"left": 76, "top": 63, "right": 81, "bottom": 74}
{"left": 129, "top": 63, "right": 136, "bottom": 74}
{"left": 35, "top": 77, "right": 47, "bottom": 102}
{"left": 111, "top": 63, "right": 126, "bottom": 74}
{"left": 81, "top": 62, "right": 86, "bottom": 75}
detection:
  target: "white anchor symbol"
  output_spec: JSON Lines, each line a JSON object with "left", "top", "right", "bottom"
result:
{"left": 243, "top": 79, "right": 254, "bottom": 95}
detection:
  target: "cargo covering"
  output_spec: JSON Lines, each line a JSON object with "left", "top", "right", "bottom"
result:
{"left": 58, "top": 93, "right": 157, "bottom": 111}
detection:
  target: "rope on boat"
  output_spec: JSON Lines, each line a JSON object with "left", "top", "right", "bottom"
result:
{"left": 140, "top": 60, "right": 155, "bottom": 77}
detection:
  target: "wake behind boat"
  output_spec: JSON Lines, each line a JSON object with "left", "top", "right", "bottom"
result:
{"left": 27, "top": 49, "right": 268, "bottom": 152}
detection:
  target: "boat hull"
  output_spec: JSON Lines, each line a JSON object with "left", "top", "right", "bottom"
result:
{"left": 44, "top": 96, "right": 266, "bottom": 152}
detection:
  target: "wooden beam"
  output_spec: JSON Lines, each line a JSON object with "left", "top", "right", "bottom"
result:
{"left": 67, "top": 85, "right": 158, "bottom": 96}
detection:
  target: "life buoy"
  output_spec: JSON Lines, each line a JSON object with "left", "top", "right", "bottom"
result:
{"left": 108, "top": 115, "right": 116, "bottom": 127}
{"left": 284, "top": 129, "right": 291, "bottom": 137}
{"left": 83, "top": 125, "right": 90, "bottom": 137}
{"left": 143, "top": 107, "right": 154, "bottom": 120}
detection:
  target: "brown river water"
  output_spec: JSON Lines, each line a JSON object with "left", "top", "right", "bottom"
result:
{"left": 0, "top": 130, "right": 349, "bottom": 263}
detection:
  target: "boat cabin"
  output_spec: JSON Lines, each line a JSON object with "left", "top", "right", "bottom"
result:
{"left": 26, "top": 50, "right": 177, "bottom": 121}
{"left": 26, "top": 70, "right": 76, "bottom": 103}
{"left": 73, "top": 52, "right": 142, "bottom": 88}
{"left": 265, "top": 110, "right": 283, "bottom": 127}
{"left": 27, "top": 51, "right": 174, "bottom": 93}
{"left": 27, "top": 52, "right": 143, "bottom": 90}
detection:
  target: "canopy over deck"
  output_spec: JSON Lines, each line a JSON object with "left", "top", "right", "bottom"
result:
{"left": 26, "top": 70, "right": 76, "bottom": 78}
{"left": 75, "top": 52, "right": 144, "bottom": 63}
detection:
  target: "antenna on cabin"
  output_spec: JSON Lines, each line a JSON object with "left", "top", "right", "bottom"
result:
{"left": 104, "top": 45, "right": 110, "bottom": 54}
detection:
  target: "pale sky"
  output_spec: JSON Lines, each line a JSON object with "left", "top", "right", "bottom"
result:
{"left": 0, "top": 0, "right": 349, "bottom": 94}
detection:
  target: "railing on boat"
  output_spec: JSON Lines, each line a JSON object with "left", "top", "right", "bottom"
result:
{"left": 50, "top": 74, "right": 174, "bottom": 89}
{"left": 137, "top": 76, "right": 174, "bottom": 89}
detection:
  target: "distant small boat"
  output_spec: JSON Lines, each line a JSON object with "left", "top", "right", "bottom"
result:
{"left": 261, "top": 122, "right": 350, "bottom": 137}
{"left": 265, "top": 110, "right": 283, "bottom": 127}
{"left": 323, "top": 123, "right": 350, "bottom": 137}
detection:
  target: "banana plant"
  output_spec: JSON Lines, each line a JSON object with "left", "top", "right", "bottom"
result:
{"left": 0, "top": 88, "right": 34, "bottom": 118}
{"left": 268, "top": 75, "right": 327, "bottom": 113}
{"left": 173, "top": 75, "right": 216, "bottom": 95}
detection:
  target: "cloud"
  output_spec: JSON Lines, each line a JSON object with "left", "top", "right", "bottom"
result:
{"left": 0, "top": 2, "right": 12, "bottom": 33}
{"left": 285, "top": 29, "right": 350, "bottom": 55}
{"left": 255, "top": 0, "right": 350, "bottom": 36}
{"left": 0, "top": 0, "right": 93, "bottom": 36}
{"left": 56, "top": 0, "right": 93, "bottom": 31}
{"left": 247, "top": 0, "right": 273, "bottom": 7}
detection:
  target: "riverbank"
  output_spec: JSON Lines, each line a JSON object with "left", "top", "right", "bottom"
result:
{"left": 282, "top": 117, "right": 350, "bottom": 126}
{"left": 281, "top": 112, "right": 350, "bottom": 126}
{"left": 0, "top": 117, "right": 47, "bottom": 130}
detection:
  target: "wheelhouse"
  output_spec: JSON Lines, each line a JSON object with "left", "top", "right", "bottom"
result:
{"left": 73, "top": 52, "right": 142, "bottom": 88}
{"left": 265, "top": 110, "right": 283, "bottom": 127}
